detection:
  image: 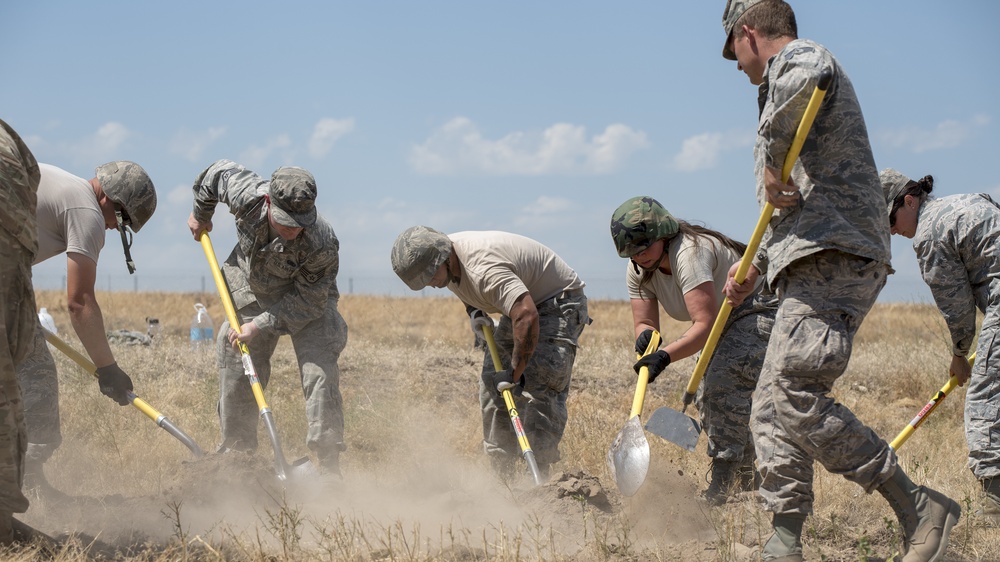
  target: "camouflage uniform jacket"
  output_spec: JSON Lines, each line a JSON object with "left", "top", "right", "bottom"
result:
{"left": 191, "top": 160, "right": 341, "bottom": 336}
{"left": 0, "top": 119, "right": 39, "bottom": 254}
{"left": 913, "top": 194, "right": 1000, "bottom": 357}
{"left": 753, "top": 39, "right": 890, "bottom": 284}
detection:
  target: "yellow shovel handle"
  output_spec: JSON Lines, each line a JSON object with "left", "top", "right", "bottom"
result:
{"left": 480, "top": 321, "right": 544, "bottom": 485}
{"left": 481, "top": 322, "right": 531, "bottom": 455}
{"left": 198, "top": 230, "right": 288, "bottom": 479}
{"left": 198, "top": 232, "right": 269, "bottom": 403}
{"left": 42, "top": 327, "right": 204, "bottom": 457}
{"left": 198, "top": 233, "right": 242, "bottom": 333}
{"left": 630, "top": 330, "right": 663, "bottom": 419}
{"left": 682, "top": 68, "right": 834, "bottom": 404}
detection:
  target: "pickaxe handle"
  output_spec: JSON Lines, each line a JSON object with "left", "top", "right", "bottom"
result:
{"left": 681, "top": 68, "right": 834, "bottom": 412}
{"left": 890, "top": 352, "right": 975, "bottom": 451}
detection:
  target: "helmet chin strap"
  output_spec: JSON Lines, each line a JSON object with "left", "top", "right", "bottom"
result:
{"left": 632, "top": 243, "right": 669, "bottom": 273}
{"left": 445, "top": 253, "right": 461, "bottom": 285}
{"left": 116, "top": 210, "right": 136, "bottom": 274}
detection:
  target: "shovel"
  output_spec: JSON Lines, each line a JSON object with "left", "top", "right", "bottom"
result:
{"left": 42, "top": 327, "right": 204, "bottom": 458}
{"left": 890, "top": 353, "right": 974, "bottom": 451}
{"left": 645, "top": 68, "right": 834, "bottom": 452}
{"left": 480, "top": 322, "right": 544, "bottom": 486}
{"left": 199, "top": 232, "right": 292, "bottom": 481}
{"left": 607, "top": 330, "right": 662, "bottom": 497}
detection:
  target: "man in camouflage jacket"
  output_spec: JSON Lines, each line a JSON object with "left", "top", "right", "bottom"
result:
{"left": 720, "top": 1, "right": 958, "bottom": 560}
{"left": 188, "top": 160, "right": 348, "bottom": 475}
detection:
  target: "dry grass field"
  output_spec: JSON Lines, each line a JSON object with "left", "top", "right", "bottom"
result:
{"left": 8, "top": 290, "right": 999, "bottom": 561}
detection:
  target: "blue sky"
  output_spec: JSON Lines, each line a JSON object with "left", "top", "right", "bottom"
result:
{"left": 3, "top": 1, "right": 998, "bottom": 302}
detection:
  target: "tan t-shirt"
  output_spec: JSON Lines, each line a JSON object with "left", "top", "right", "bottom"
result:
{"left": 447, "top": 231, "right": 584, "bottom": 316}
{"left": 626, "top": 234, "right": 742, "bottom": 322}
{"left": 34, "top": 163, "right": 105, "bottom": 265}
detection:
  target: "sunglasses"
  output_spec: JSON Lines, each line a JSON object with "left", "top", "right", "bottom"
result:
{"left": 889, "top": 197, "right": 904, "bottom": 228}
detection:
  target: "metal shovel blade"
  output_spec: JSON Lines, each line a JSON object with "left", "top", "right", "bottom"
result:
{"left": 607, "top": 415, "right": 649, "bottom": 497}
{"left": 644, "top": 407, "right": 701, "bottom": 452}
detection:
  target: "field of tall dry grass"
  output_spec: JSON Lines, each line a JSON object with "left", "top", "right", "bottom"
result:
{"left": 8, "top": 290, "right": 999, "bottom": 561}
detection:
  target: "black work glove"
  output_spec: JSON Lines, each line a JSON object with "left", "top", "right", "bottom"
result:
{"left": 634, "top": 328, "right": 655, "bottom": 355}
{"left": 633, "top": 350, "right": 671, "bottom": 383}
{"left": 95, "top": 362, "right": 134, "bottom": 406}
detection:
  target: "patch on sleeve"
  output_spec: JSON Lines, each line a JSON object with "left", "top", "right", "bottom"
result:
{"left": 784, "top": 46, "right": 815, "bottom": 60}
{"left": 301, "top": 267, "right": 323, "bottom": 284}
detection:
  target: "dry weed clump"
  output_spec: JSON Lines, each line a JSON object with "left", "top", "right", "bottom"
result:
{"left": 11, "top": 292, "right": 1000, "bottom": 561}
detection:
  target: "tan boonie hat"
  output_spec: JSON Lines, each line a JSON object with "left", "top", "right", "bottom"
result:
{"left": 722, "top": 0, "right": 765, "bottom": 60}
{"left": 390, "top": 225, "right": 453, "bottom": 290}
{"left": 879, "top": 168, "right": 915, "bottom": 216}
{"left": 269, "top": 167, "right": 317, "bottom": 228}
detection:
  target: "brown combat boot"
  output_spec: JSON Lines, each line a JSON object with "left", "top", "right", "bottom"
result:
{"left": 761, "top": 513, "right": 805, "bottom": 561}
{"left": 0, "top": 511, "right": 12, "bottom": 546}
{"left": 877, "top": 467, "right": 960, "bottom": 561}
{"left": 978, "top": 477, "right": 1000, "bottom": 526}
{"left": 22, "top": 459, "right": 71, "bottom": 503}
{"left": 703, "top": 457, "right": 760, "bottom": 506}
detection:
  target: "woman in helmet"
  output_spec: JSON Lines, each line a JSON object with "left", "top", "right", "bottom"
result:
{"left": 880, "top": 169, "right": 1000, "bottom": 524}
{"left": 610, "top": 195, "right": 777, "bottom": 505}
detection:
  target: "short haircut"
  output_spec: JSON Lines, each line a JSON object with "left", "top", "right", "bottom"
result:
{"left": 733, "top": 0, "right": 797, "bottom": 42}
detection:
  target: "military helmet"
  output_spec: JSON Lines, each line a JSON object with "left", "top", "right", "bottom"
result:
{"left": 610, "top": 196, "right": 679, "bottom": 258}
{"left": 96, "top": 161, "right": 157, "bottom": 232}
{"left": 879, "top": 168, "right": 914, "bottom": 216}
{"left": 391, "top": 225, "right": 453, "bottom": 290}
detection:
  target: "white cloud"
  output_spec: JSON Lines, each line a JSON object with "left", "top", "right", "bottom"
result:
{"left": 308, "top": 118, "right": 355, "bottom": 158}
{"left": 22, "top": 134, "right": 46, "bottom": 152}
{"left": 70, "top": 122, "right": 131, "bottom": 163}
{"left": 879, "top": 114, "right": 991, "bottom": 153}
{"left": 239, "top": 134, "right": 292, "bottom": 169}
{"left": 409, "top": 117, "right": 648, "bottom": 176}
{"left": 170, "top": 126, "right": 227, "bottom": 162}
{"left": 167, "top": 183, "right": 192, "bottom": 205}
{"left": 514, "top": 196, "right": 573, "bottom": 227}
{"left": 521, "top": 195, "right": 571, "bottom": 215}
{"left": 672, "top": 129, "right": 755, "bottom": 172}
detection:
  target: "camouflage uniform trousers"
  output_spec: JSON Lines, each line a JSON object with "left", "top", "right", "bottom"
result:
{"left": 0, "top": 240, "right": 35, "bottom": 514}
{"left": 479, "top": 292, "right": 588, "bottom": 468}
{"left": 695, "top": 288, "right": 777, "bottom": 463}
{"left": 752, "top": 250, "right": 895, "bottom": 515}
{"left": 216, "top": 297, "right": 348, "bottom": 459}
{"left": 14, "top": 325, "right": 62, "bottom": 466}
{"left": 967, "top": 305, "right": 1000, "bottom": 481}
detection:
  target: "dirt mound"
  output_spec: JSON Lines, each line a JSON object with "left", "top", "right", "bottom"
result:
{"left": 625, "top": 455, "right": 718, "bottom": 544}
